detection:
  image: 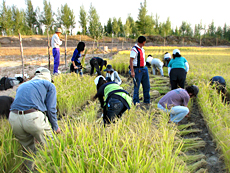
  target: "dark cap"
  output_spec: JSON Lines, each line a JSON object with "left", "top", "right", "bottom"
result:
{"left": 104, "top": 65, "right": 114, "bottom": 72}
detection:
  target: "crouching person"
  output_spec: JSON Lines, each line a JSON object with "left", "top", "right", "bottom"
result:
{"left": 93, "top": 75, "right": 132, "bottom": 125}
{"left": 157, "top": 85, "right": 199, "bottom": 123}
{"left": 8, "top": 67, "right": 61, "bottom": 172}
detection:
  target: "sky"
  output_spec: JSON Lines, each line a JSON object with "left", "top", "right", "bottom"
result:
{"left": 5, "top": 0, "right": 230, "bottom": 33}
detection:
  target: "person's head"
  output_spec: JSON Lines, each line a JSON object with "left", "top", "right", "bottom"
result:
{"left": 94, "top": 75, "right": 106, "bottom": 90}
{"left": 103, "top": 60, "right": 107, "bottom": 67}
{"left": 185, "top": 85, "right": 199, "bottom": 98}
{"left": 77, "top": 42, "right": 85, "bottom": 53}
{"left": 137, "top": 36, "right": 146, "bottom": 47}
{"left": 104, "top": 64, "right": 114, "bottom": 74}
{"left": 33, "top": 67, "right": 51, "bottom": 82}
{"left": 55, "top": 28, "right": 62, "bottom": 37}
{"left": 172, "top": 49, "right": 181, "bottom": 59}
{"left": 146, "top": 55, "right": 153, "bottom": 68}
{"left": 165, "top": 52, "right": 168, "bottom": 54}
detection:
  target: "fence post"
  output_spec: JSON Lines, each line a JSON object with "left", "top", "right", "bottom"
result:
{"left": 65, "top": 33, "right": 67, "bottom": 68}
{"left": 18, "top": 33, "right": 24, "bottom": 79}
{"left": 47, "top": 29, "right": 51, "bottom": 70}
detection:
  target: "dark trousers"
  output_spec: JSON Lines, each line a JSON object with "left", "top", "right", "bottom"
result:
{"left": 103, "top": 97, "right": 126, "bottom": 125}
{"left": 90, "top": 58, "right": 101, "bottom": 75}
{"left": 170, "top": 68, "right": 187, "bottom": 90}
{"left": 70, "top": 63, "right": 83, "bottom": 75}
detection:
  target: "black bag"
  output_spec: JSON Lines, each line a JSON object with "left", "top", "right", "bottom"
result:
{"left": 0, "top": 76, "right": 14, "bottom": 91}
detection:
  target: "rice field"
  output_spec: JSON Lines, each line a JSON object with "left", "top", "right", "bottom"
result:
{"left": 0, "top": 46, "right": 230, "bottom": 172}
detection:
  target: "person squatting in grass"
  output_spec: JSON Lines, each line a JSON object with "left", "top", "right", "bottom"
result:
{"left": 70, "top": 41, "right": 86, "bottom": 76}
{"left": 8, "top": 67, "right": 61, "bottom": 172}
{"left": 104, "top": 64, "right": 122, "bottom": 85}
{"left": 51, "top": 28, "right": 62, "bottom": 74}
{"left": 93, "top": 75, "right": 132, "bottom": 126}
{"left": 146, "top": 55, "right": 164, "bottom": 77}
{"left": 129, "top": 36, "right": 150, "bottom": 105}
{"left": 168, "top": 49, "right": 189, "bottom": 90}
{"left": 90, "top": 57, "right": 107, "bottom": 76}
{"left": 0, "top": 96, "right": 14, "bottom": 119}
{"left": 157, "top": 85, "right": 199, "bottom": 123}
{"left": 163, "top": 52, "right": 171, "bottom": 67}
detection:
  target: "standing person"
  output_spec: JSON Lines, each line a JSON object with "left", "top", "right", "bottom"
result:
{"left": 104, "top": 64, "right": 122, "bottom": 85}
{"left": 51, "top": 28, "right": 62, "bottom": 74}
{"left": 168, "top": 49, "right": 189, "bottom": 90}
{"left": 93, "top": 75, "right": 132, "bottom": 125}
{"left": 129, "top": 36, "right": 150, "bottom": 105}
{"left": 163, "top": 52, "right": 171, "bottom": 67}
{"left": 157, "top": 85, "right": 199, "bottom": 123}
{"left": 70, "top": 42, "right": 85, "bottom": 76}
{"left": 0, "top": 96, "right": 14, "bottom": 118}
{"left": 146, "top": 55, "right": 164, "bottom": 76}
{"left": 90, "top": 57, "right": 107, "bottom": 75}
{"left": 8, "top": 67, "right": 61, "bottom": 171}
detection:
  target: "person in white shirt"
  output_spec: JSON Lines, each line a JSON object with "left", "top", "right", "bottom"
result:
{"left": 163, "top": 52, "right": 171, "bottom": 67}
{"left": 51, "top": 28, "right": 62, "bottom": 74}
{"left": 146, "top": 55, "right": 164, "bottom": 76}
{"left": 104, "top": 65, "right": 122, "bottom": 85}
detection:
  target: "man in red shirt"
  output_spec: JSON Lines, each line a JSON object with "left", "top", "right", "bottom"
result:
{"left": 130, "top": 36, "right": 150, "bottom": 105}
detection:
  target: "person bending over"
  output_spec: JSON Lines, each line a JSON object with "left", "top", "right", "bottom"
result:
{"left": 0, "top": 96, "right": 14, "bottom": 118}
{"left": 93, "top": 75, "right": 132, "bottom": 126}
{"left": 104, "top": 64, "right": 122, "bottom": 85}
{"left": 157, "top": 85, "right": 199, "bottom": 123}
{"left": 146, "top": 55, "right": 164, "bottom": 76}
{"left": 168, "top": 49, "right": 189, "bottom": 90}
{"left": 9, "top": 67, "right": 61, "bottom": 172}
{"left": 90, "top": 57, "right": 107, "bottom": 75}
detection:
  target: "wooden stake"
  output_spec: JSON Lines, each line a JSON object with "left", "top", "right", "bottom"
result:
{"left": 47, "top": 29, "right": 51, "bottom": 70}
{"left": 18, "top": 33, "right": 24, "bottom": 79}
{"left": 65, "top": 33, "right": 67, "bottom": 68}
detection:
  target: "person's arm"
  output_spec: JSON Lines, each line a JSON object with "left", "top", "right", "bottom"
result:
{"left": 54, "top": 35, "right": 62, "bottom": 47}
{"left": 114, "top": 71, "right": 122, "bottom": 85}
{"left": 168, "top": 59, "right": 172, "bottom": 76}
{"left": 93, "top": 85, "right": 105, "bottom": 108}
{"left": 130, "top": 58, "right": 135, "bottom": 78}
{"left": 45, "top": 83, "right": 60, "bottom": 133}
{"left": 185, "top": 62, "right": 189, "bottom": 73}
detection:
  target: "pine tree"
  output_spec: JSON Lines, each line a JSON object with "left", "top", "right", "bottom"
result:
{"left": 40, "top": 0, "right": 54, "bottom": 34}
{"left": 25, "top": 0, "right": 37, "bottom": 34}
{"left": 0, "top": 0, "right": 13, "bottom": 35}
{"left": 12, "top": 5, "right": 25, "bottom": 35}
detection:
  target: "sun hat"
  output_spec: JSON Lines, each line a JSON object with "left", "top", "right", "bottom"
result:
{"left": 55, "top": 28, "right": 62, "bottom": 33}
{"left": 103, "top": 65, "right": 114, "bottom": 72}
{"left": 94, "top": 75, "right": 106, "bottom": 85}
{"left": 173, "top": 49, "right": 180, "bottom": 55}
{"left": 33, "top": 67, "right": 51, "bottom": 82}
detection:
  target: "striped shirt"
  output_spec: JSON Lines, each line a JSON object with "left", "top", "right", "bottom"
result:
{"left": 130, "top": 44, "right": 146, "bottom": 67}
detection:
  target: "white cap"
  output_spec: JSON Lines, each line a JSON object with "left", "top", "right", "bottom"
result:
{"left": 146, "top": 56, "right": 153, "bottom": 63}
{"left": 55, "top": 28, "right": 62, "bottom": 33}
{"left": 33, "top": 67, "right": 51, "bottom": 82}
{"left": 173, "top": 49, "right": 180, "bottom": 55}
{"left": 94, "top": 75, "right": 105, "bottom": 85}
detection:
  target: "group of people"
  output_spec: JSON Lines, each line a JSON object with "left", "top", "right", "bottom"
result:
{"left": 0, "top": 34, "right": 228, "bottom": 172}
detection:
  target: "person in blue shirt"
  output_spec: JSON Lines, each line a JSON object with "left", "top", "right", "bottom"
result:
{"left": 168, "top": 49, "right": 189, "bottom": 90}
{"left": 70, "top": 42, "right": 85, "bottom": 75}
{"left": 210, "top": 76, "right": 227, "bottom": 95}
{"left": 9, "top": 67, "right": 61, "bottom": 172}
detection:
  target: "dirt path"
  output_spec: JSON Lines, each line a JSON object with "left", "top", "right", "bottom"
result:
{"left": 179, "top": 99, "right": 226, "bottom": 172}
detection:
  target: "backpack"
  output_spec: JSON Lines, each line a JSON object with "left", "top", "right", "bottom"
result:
{"left": 0, "top": 76, "right": 14, "bottom": 91}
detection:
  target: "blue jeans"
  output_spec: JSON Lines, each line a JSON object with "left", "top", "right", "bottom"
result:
{"left": 133, "top": 66, "right": 150, "bottom": 104}
{"left": 157, "top": 103, "right": 189, "bottom": 123}
{"left": 104, "top": 97, "right": 125, "bottom": 125}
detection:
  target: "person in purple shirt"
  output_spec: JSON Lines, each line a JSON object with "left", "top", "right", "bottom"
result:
{"left": 157, "top": 85, "right": 199, "bottom": 123}
{"left": 70, "top": 42, "right": 85, "bottom": 75}
{"left": 9, "top": 67, "right": 61, "bottom": 171}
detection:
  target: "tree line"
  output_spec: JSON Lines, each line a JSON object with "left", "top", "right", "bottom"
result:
{"left": 1, "top": 0, "right": 230, "bottom": 42}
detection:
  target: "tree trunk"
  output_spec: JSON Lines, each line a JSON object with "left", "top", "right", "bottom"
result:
{"left": 18, "top": 33, "right": 24, "bottom": 79}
